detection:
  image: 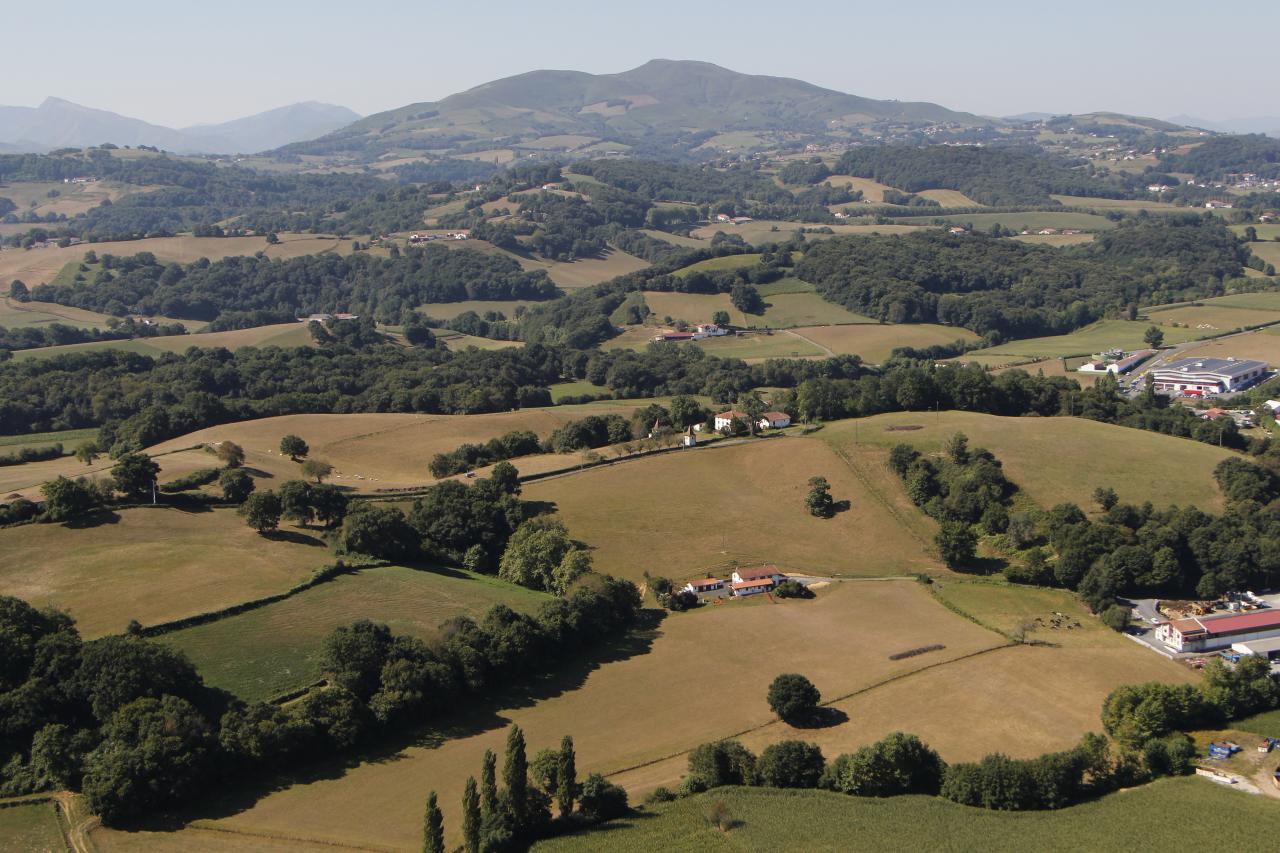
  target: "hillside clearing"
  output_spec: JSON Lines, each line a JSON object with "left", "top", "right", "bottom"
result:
{"left": 820, "top": 411, "right": 1233, "bottom": 511}
{"left": 161, "top": 565, "right": 550, "bottom": 701}
{"left": 970, "top": 319, "right": 1209, "bottom": 359}
{"left": 523, "top": 436, "right": 940, "bottom": 582}
{"left": 0, "top": 507, "right": 327, "bottom": 637}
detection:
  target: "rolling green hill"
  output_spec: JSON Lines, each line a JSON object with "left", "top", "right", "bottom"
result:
{"left": 281, "top": 60, "right": 989, "bottom": 161}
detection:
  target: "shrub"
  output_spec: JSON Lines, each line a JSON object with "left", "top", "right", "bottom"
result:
{"left": 687, "top": 740, "right": 756, "bottom": 788}
{"left": 159, "top": 468, "right": 220, "bottom": 493}
{"left": 577, "top": 773, "right": 629, "bottom": 822}
{"left": 773, "top": 579, "right": 814, "bottom": 599}
{"left": 756, "top": 740, "right": 825, "bottom": 788}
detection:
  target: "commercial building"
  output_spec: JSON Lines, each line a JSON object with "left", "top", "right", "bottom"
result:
{"left": 1155, "top": 608, "right": 1280, "bottom": 652}
{"left": 1147, "top": 357, "right": 1268, "bottom": 396}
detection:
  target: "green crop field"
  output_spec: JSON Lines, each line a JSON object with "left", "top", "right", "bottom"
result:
{"left": 639, "top": 229, "right": 704, "bottom": 248}
{"left": 524, "top": 436, "right": 941, "bottom": 582}
{"left": 0, "top": 507, "right": 329, "bottom": 637}
{"left": 790, "top": 323, "right": 978, "bottom": 363}
{"left": 1051, "top": 194, "right": 1186, "bottom": 213}
{"left": 10, "top": 323, "right": 312, "bottom": 360}
{"left": 0, "top": 801, "right": 67, "bottom": 853}
{"left": 820, "top": 410, "right": 1235, "bottom": 511}
{"left": 0, "top": 427, "right": 95, "bottom": 456}
{"left": 1233, "top": 224, "right": 1280, "bottom": 240}
{"left": 970, "top": 319, "right": 1209, "bottom": 359}
{"left": 160, "top": 565, "right": 550, "bottom": 701}
{"left": 535, "top": 779, "right": 1280, "bottom": 853}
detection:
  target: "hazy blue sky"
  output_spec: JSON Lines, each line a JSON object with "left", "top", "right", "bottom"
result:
{"left": 8, "top": 1, "right": 1275, "bottom": 126}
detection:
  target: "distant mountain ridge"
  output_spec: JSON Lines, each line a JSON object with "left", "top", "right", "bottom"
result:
{"left": 0, "top": 98, "right": 360, "bottom": 154}
{"left": 1168, "top": 115, "right": 1280, "bottom": 138}
{"left": 286, "top": 59, "right": 991, "bottom": 160}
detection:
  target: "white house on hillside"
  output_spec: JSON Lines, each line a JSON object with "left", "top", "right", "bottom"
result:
{"left": 732, "top": 565, "right": 785, "bottom": 585}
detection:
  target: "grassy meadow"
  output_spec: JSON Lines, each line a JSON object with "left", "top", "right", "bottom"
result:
{"left": 673, "top": 253, "right": 763, "bottom": 275}
{"left": 0, "top": 507, "right": 328, "bottom": 637}
{"left": 790, "top": 323, "right": 979, "bottom": 363}
{"left": 1172, "top": 326, "right": 1280, "bottom": 365}
{"left": 161, "top": 565, "right": 550, "bottom": 701}
{"left": 523, "top": 436, "right": 941, "bottom": 582}
{"left": 0, "top": 297, "right": 121, "bottom": 330}
{"left": 820, "top": 411, "right": 1234, "bottom": 511}
{"left": 643, "top": 288, "right": 874, "bottom": 330}
{"left": 436, "top": 331, "right": 524, "bottom": 351}
{"left": 0, "top": 801, "right": 67, "bottom": 853}
{"left": 693, "top": 331, "right": 826, "bottom": 359}
{"left": 0, "top": 427, "right": 95, "bottom": 456}
{"left": 535, "top": 779, "right": 1280, "bottom": 853}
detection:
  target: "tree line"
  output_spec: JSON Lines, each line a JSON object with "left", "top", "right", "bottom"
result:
{"left": 30, "top": 244, "right": 557, "bottom": 325}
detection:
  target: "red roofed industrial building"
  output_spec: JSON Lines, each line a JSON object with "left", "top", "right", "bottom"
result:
{"left": 1155, "top": 608, "right": 1280, "bottom": 652}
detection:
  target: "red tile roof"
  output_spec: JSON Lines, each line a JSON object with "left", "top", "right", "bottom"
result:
{"left": 687, "top": 578, "right": 723, "bottom": 588}
{"left": 1171, "top": 609, "right": 1280, "bottom": 637}
{"left": 761, "top": 412, "right": 790, "bottom": 421}
{"left": 735, "top": 565, "right": 780, "bottom": 581}
{"left": 731, "top": 579, "right": 776, "bottom": 590}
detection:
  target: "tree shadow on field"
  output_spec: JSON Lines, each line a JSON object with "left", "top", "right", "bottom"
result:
{"left": 241, "top": 466, "right": 273, "bottom": 479}
{"left": 522, "top": 498, "right": 559, "bottom": 518}
{"left": 259, "top": 528, "right": 327, "bottom": 547}
{"left": 132, "top": 608, "right": 669, "bottom": 832}
{"left": 62, "top": 510, "right": 120, "bottom": 529}
{"left": 959, "top": 556, "right": 1006, "bottom": 577}
{"left": 790, "top": 706, "right": 849, "bottom": 730}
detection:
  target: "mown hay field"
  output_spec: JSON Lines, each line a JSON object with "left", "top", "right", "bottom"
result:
{"left": 1248, "top": 240, "right": 1280, "bottom": 271}
{"left": 535, "top": 778, "right": 1279, "bottom": 853}
{"left": 516, "top": 247, "right": 649, "bottom": 289}
{"left": 0, "top": 801, "right": 67, "bottom": 853}
{"left": 170, "top": 581, "right": 1005, "bottom": 851}
{"left": 1011, "top": 233, "right": 1096, "bottom": 246}
{"left": 161, "top": 565, "right": 550, "bottom": 701}
{"left": 1232, "top": 223, "right": 1280, "bottom": 240}
{"left": 790, "top": 323, "right": 979, "bottom": 363}
{"left": 0, "top": 507, "right": 328, "bottom": 637}
{"left": 524, "top": 436, "right": 941, "bottom": 582}
{"left": 673, "top": 253, "right": 763, "bottom": 275}
{"left": 693, "top": 331, "right": 826, "bottom": 359}
{"left": 11, "top": 322, "right": 313, "bottom": 361}
{"left": 436, "top": 331, "right": 524, "bottom": 352}
{"left": 915, "top": 188, "right": 983, "bottom": 207}
{"left": 820, "top": 411, "right": 1234, "bottom": 511}
{"left": 643, "top": 289, "right": 873, "bottom": 330}
{"left": 821, "top": 175, "right": 896, "bottom": 201}
{"left": 1170, "top": 326, "right": 1280, "bottom": 365}
{"left": 1052, "top": 193, "right": 1187, "bottom": 213}
{"left": 1146, "top": 299, "right": 1280, "bottom": 333}
{"left": 416, "top": 298, "right": 543, "bottom": 320}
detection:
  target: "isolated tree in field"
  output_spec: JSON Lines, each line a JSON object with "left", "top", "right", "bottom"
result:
{"left": 266, "top": 232, "right": 280, "bottom": 245}
{"left": 712, "top": 310, "right": 731, "bottom": 326}
{"left": 239, "top": 490, "right": 282, "bottom": 532}
{"left": 935, "top": 521, "right": 977, "bottom": 569}
{"left": 729, "top": 283, "right": 765, "bottom": 314}
{"left": 215, "top": 441, "right": 245, "bottom": 468}
{"left": 301, "top": 458, "right": 333, "bottom": 483}
{"left": 110, "top": 453, "right": 160, "bottom": 500}
{"left": 423, "top": 790, "right": 444, "bottom": 853}
{"left": 1093, "top": 486, "right": 1119, "bottom": 512}
{"left": 74, "top": 442, "right": 100, "bottom": 466}
{"left": 767, "top": 673, "right": 821, "bottom": 724}
{"left": 557, "top": 735, "right": 577, "bottom": 819}
{"left": 1143, "top": 325, "right": 1164, "bottom": 349}
{"left": 280, "top": 434, "right": 309, "bottom": 460}
{"left": 806, "top": 475, "right": 835, "bottom": 518}
{"left": 9, "top": 279, "right": 30, "bottom": 301}
{"left": 218, "top": 468, "right": 255, "bottom": 503}
{"left": 462, "top": 776, "right": 481, "bottom": 853}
